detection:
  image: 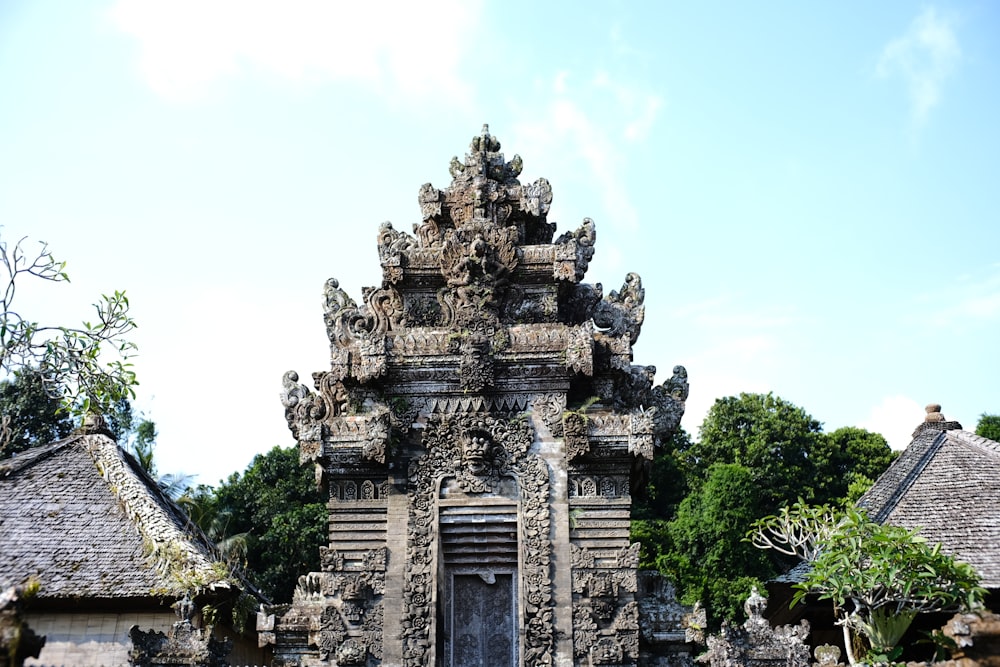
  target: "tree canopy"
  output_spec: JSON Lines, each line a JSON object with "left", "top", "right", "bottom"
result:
{"left": 197, "top": 446, "right": 327, "bottom": 602}
{"left": 975, "top": 413, "right": 1000, "bottom": 441}
{"left": 633, "top": 392, "right": 896, "bottom": 627}
{"left": 0, "top": 369, "right": 74, "bottom": 458}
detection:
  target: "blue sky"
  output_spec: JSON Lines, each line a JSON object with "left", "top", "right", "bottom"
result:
{"left": 3, "top": 1, "right": 998, "bottom": 485}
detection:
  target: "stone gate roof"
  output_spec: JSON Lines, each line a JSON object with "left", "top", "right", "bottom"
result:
{"left": 0, "top": 433, "right": 232, "bottom": 602}
{"left": 857, "top": 423, "right": 1000, "bottom": 589}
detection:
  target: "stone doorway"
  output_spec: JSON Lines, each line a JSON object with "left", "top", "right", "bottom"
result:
{"left": 440, "top": 503, "right": 519, "bottom": 667}
{"left": 445, "top": 569, "right": 517, "bottom": 667}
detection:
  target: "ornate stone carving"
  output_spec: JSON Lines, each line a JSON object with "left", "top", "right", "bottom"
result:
{"left": 637, "top": 571, "right": 691, "bottom": 645}
{"left": 565, "top": 321, "right": 595, "bottom": 376}
{"left": 592, "top": 637, "right": 624, "bottom": 665}
{"left": 129, "top": 597, "right": 232, "bottom": 667}
{"left": 280, "top": 370, "right": 392, "bottom": 467}
{"left": 361, "top": 406, "right": 391, "bottom": 464}
{"left": 813, "top": 644, "right": 842, "bottom": 666}
{"left": 402, "top": 414, "right": 553, "bottom": 667}
{"left": 573, "top": 605, "right": 599, "bottom": 659}
{"left": 571, "top": 544, "right": 646, "bottom": 665}
{"left": 563, "top": 410, "right": 590, "bottom": 460}
{"left": 649, "top": 365, "right": 690, "bottom": 438}
{"left": 456, "top": 330, "right": 495, "bottom": 392}
{"left": 377, "top": 222, "right": 417, "bottom": 284}
{"left": 336, "top": 638, "right": 368, "bottom": 665}
{"left": 316, "top": 606, "right": 347, "bottom": 661}
{"left": 554, "top": 217, "right": 596, "bottom": 283}
{"left": 594, "top": 272, "right": 645, "bottom": 345}
{"left": 697, "top": 588, "right": 810, "bottom": 667}
{"left": 271, "top": 126, "right": 691, "bottom": 666}
{"left": 532, "top": 392, "right": 566, "bottom": 436}
{"left": 320, "top": 547, "right": 344, "bottom": 572}
{"left": 438, "top": 223, "right": 519, "bottom": 329}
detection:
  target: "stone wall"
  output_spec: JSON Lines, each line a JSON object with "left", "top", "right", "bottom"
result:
{"left": 24, "top": 612, "right": 175, "bottom": 667}
{"left": 23, "top": 612, "right": 264, "bottom": 667}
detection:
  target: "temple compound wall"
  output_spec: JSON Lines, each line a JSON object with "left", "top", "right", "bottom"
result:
{"left": 260, "top": 126, "right": 691, "bottom": 667}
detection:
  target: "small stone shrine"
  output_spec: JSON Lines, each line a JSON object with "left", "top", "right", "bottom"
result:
{"left": 260, "top": 126, "right": 690, "bottom": 666}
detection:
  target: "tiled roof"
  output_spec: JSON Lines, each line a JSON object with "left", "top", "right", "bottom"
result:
{"left": 0, "top": 434, "right": 231, "bottom": 601}
{"left": 857, "top": 427, "right": 1000, "bottom": 589}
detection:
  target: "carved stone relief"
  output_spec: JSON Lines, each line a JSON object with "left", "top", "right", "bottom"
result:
{"left": 402, "top": 414, "right": 554, "bottom": 667}
{"left": 571, "top": 544, "right": 642, "bottom": 665}
{"left": 697, "top": 588, "right": 811, "bottom": 667}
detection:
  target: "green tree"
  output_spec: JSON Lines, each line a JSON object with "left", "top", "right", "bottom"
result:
{"left": 633, "top": 393, "right": 897, "bottom": 627}
{"left": 752, "top": 503, "right": 985, "bottom": 664}
{"left": 632, "top": 427, "right": 692, "bottom": 521}
{"left": 684, "top": 393, "right": 825, "bottom": 507}
{"left": 656, "top": 463, "right": 774, "bottom": 626}
{"left": 0, "top": 369, "right": 74, "bottom": 458}
{"left": 179, "top": 484, "right": 249, "bottom": 568}
{"left": 812, "top": 426, "right": 896, "bottom": 504}
{"left": 975, "top": 413, "right": 1000, "bottom": 441}
{"left": 0, "top": 233, "right": 137, "bottom": 417}
{"left": 209, "top": 446, "right": 327, "bottom": 602}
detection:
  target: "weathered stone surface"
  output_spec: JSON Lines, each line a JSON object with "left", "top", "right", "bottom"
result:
{"left": 267, "top": 126, "right": 689, "bottom": 666}
{"left": 129, "top": 598, "right": 232, "bottom": 667}
{"left": 941, "top": 611, "right": 1000, "bottom": 667}
{"left": 0, "top": 586, "right": 45, "bottom": 667}
{"left": 698, "top": 588, "right": 811, "bottom": 667}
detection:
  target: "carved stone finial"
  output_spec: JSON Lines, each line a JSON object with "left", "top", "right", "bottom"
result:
{"left": 698, "top": 589, "right": 810, "bottom": 667}
{"left": 814, "top": 643, "right": 842, "bottom": 666}
{"left": 925, "top": 403, "right": 945, "bottom": 422}
{"left": 78, "top": 412, "right": 113, "bottom": 438}
{"left": 913, "top": 402, "right": 962, "bottom": 436}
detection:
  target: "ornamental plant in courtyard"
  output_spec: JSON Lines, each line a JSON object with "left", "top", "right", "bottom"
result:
{"left": 750, "top": 502, "right": 985, "bottom": 664}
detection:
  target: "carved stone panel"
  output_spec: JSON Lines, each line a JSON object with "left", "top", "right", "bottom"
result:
{"left": 401, "top": 414, "right": 554, "bottom": 667}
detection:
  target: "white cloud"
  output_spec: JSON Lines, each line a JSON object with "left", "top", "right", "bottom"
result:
{"left": 592, "top": 71, "right": 663, "bottom": 142}
{"left": 109, "top": 0, "right": 481, "bottom": 102}
{"left": 917, "top": 265, "right": 1000, "bottom": 328}
{"left": 860, "top": 395, "right": 923, "bottom": 450}
{"left": 510, "top": 72, "right": 663, "bottom": 233}
{"left": 133, "top": 285, "right": 327, "bottom": 484}
{"left": 877, "top": 7, "right": 961, "bottom": 126}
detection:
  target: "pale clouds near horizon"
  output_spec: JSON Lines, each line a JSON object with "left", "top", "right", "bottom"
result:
{"left": 860, "top": 395, "right": 925, "bottom": 450}
{"left": 878, "top": 7, "right": 961, "bottom": 126}
{"left": 108, "top": 0, "right": 482, "bottom": 103}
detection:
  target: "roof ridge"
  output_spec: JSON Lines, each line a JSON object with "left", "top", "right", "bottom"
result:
{"left": 80, "top": 434, "right": 231, "bottom": 597}
{"left": 947, "top": 429, "right": 1000, "bottom": 457}
{"left": 859, "top": 430, "right": 945, "bottom": 523}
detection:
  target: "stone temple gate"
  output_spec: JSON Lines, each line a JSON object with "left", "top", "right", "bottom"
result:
{"left": 259, "top": 126, "right": 690, "bottom": 666}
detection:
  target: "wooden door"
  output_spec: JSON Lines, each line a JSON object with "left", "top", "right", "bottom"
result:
{"left": 447, "top": 571, "right": 517, "bottom": 667}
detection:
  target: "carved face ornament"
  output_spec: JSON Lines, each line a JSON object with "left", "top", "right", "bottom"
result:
{"left": 462, "top": 429, "right": 496, "bottom": 475}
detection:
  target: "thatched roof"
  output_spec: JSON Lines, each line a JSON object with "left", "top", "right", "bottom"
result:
{"left": 0, "top": 433, "right": 231, "bottom": 602}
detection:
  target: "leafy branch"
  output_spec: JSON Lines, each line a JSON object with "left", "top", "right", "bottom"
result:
{"left": 750, "top": 504, "right": 985, "bottom": 664}
{"left": 0, "top": 233, "right": 138, "bottom": 418}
